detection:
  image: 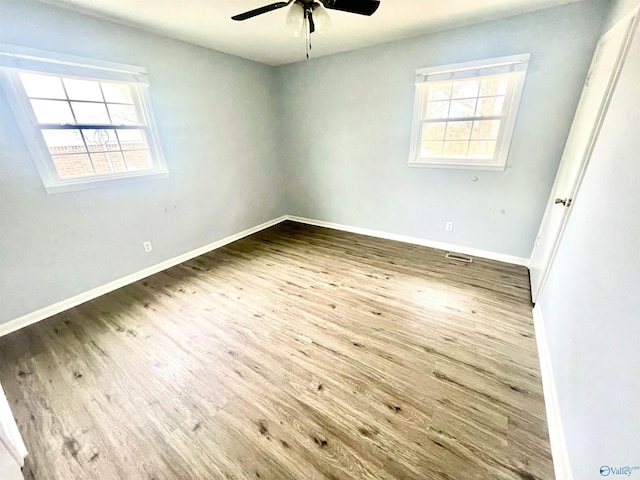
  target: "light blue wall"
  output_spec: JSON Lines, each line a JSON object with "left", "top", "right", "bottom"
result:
{"left": 0, "top": 0, "right": 286, "bottom": 324}
{"left": 0, "top": 0, "right": 611, "bottom": 326}
{"left": 275, "top": 1, "right": 609, "bottom": 258}
{"left": 538, "top": 2, "right": 640, "bottom": 477}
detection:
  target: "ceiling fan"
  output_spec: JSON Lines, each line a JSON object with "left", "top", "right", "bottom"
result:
{"left": 232, "top": 0, "right": 381, "bottom": 58}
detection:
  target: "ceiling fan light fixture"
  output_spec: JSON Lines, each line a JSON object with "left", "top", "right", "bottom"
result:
{"left": 311, "top": 3, "right": 331, "bottom": 33}
{"left": 285, "top": 1, "right": 305, "bottom": 37}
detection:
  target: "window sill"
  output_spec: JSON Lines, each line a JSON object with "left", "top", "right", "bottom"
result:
{"left": 44, "top": 170, "right": 170, "bottom": 194}
{"left": 408, "top": 159, "right": 506, "bottom": 172}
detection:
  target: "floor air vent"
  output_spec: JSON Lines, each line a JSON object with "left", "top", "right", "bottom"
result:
{"left": 445, "top": 252, "right": 473, "bottom": 263}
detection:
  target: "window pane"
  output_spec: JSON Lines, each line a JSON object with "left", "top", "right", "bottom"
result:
{"left": 422, "top": 122, "right": 446, "bottom": 141}
{"left": 52, "top": 153, "right": 95, "bottom": 178}
{"left": 19, "top": 73, "right": 66, "bottom": 99}
{"left": 101, "top": 82, "right": 133, "bottom": 104}
{"left": 468, "top": 140, "right": 497, "bottom": 159}
{"left": 108, "top": 104, "right": 140, "bottom": 125}
{"left": 476, "top": 96, "right": 505, "bottom": 117}
{"left": 445, "top": 121, "right": 472, "bottom": 141}
{"left": 451, "top": 79, "right": 479, "bottom": 99}
{"left": 63, "top": 78, "right": 103, "bottom": 101}
{"left": 427, "top": 82, "right": 452, "bottom": 101}
{"left": 90, "top": 152, "right": 127, "bottom": 174}
{"left": 421, "top": 141, "right": 443, "bottom": 157}
{"left": 471, "top": 120, "right": 501, "bottom": 140}
{"left": 425, "top": 101, "right": 450, "bottom": 119}
{"left": 449, "top": 98, "right": 477, "bottom": 118}
{"left": 117, "top": 129, "right": 148, "bottom": 150}
{"left": 71, "top": 102, "right": 110, "bottom": 124}
{"left": 41, "top": 129, "right": 87, "bottom": 155}
{"left": 124, "top": 150, "right": 153, "bottom": 171}
{"left": 82, "top": 129, "right": 120, "bottom": 152}
{"left": 30, "top": 100, "right": 74, "bottom": 125}
{"left": 30, "top": 99, "right": 74, "bottom": 124}
{"left": 443, "top": 141, "right": 469, "bottom": 157}
{"left": 480, "top": 76, "right": 509, "bottom": 96}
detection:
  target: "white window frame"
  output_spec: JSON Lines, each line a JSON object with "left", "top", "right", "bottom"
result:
{"left": 408, "top": 54, "right": 530, "bottom": 171}
{"left": 0, "top": 44, "right": 168, "bottom": 194}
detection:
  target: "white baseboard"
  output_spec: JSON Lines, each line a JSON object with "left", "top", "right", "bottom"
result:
{"left": 0, "top": 214, "right": 531, "bottom": 338}
{"left": 286, "top": 215, "right": 530, "bottom": 267}
{"left": 532, "top": 306, "right": 573, "bottom": 480}
{"left": 0, "top": 215, "right": 288, "bottom": 338}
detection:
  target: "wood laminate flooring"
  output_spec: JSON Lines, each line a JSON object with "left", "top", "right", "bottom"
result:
{"left": 0, "top": 221, "right": 553, "bottom": 480}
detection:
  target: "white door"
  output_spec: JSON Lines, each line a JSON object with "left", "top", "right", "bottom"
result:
{"left": 0, "top": 383, "right": 26, "bottom": 480}
{"left": 529, "top": 11, "right": 639, "bottom": 302}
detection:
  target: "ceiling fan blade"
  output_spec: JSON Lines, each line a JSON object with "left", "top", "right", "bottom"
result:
{"left": 321, "top": 0, "right": 380, "bottom": 16}
{"left": 232, "top": 1, "right": 291, "bottom": 21}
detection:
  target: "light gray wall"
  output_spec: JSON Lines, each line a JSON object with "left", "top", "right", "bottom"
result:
{"left": 0, "top": 0, "right": 286, "bottom": 324}
{"left": 538, "top": 6, "right": 640, "bottom": 478}
{"left": 275, "top": 1, "right": 609, "bottom": 259}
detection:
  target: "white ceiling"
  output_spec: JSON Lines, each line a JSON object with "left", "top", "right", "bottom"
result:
{"left": 37, "top": 0, "right": 580, "bottom": 66}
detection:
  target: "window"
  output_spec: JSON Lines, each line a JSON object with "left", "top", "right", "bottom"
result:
{"left": 0, "top": 44, "right": 167, "bottom": 193}
{"left": 408, "top": 54, "right": 529, "bottom": 170}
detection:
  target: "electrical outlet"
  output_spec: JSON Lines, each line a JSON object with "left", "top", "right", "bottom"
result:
{"left": 446, "top": 222, "right": 454, "bottom": 232}
{"left": 143, "top": 241, "right": 152, "bottom": 253}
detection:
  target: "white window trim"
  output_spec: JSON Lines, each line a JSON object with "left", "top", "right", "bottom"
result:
{"left": 408, "top": 53, "right": 530, "bottom": 171}
{"left": 0, "top": 44, "right": 168, "bottom": 194}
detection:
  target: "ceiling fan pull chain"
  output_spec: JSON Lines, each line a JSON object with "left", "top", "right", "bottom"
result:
{"left": 305, "top": 10, "right": 311, "bottom": 59}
